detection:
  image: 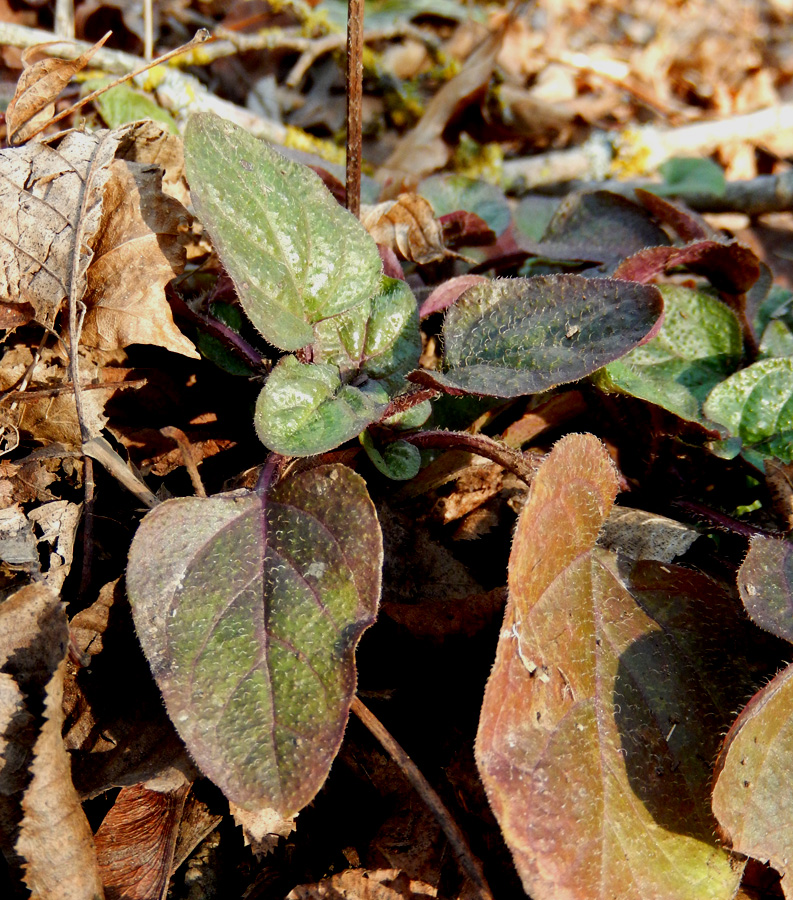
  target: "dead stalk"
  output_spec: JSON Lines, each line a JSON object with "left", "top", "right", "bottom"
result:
{"left": 351, "top": 696, "right": 494, "bottom": 900}
{"left": 345, "top": 0, "right": 365, "bottom": 218}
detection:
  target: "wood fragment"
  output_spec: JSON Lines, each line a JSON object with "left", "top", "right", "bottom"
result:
{"left": 503, "top": 104, "right": 793, "bottom": 191}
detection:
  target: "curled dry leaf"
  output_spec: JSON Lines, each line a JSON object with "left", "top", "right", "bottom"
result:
{"left": 94, "top": 778, "right": 190, "bottom": 900}
{"left": 362, "top": 194, "right": 452, "bottom": 265}
{"left": 6, "top": 34, "right": 110, "bottom": 145}
{"left": 0, "top": 583, "right": 104, "bottom": 899}
{"left": 81, "top": 157, "right": 197, "bottom": 358}
{"left": 0, "top": 127, "right": 127, "bottom": 328}
{"left": 229, "top": 801, "right": 295, "bottom": 857}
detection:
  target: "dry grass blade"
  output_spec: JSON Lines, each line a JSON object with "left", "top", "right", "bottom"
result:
{"left": 6, "top": 32, "right": 111, "bottom": 145}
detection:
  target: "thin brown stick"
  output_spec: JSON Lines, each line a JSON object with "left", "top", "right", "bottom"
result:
{"left": 351, "top": 697, "right": 494, "bottom": 900}
{"left": 22, "top": 28, "right": 210, "bottom": 143}
{"left": 345, "top": 0, "right": 364, "bottom": 218}
{"left": 160, "top": 426, "right": 207, "bottom": 498}
{"left": 0, "top": 378, "right": 147, "bottom": 403}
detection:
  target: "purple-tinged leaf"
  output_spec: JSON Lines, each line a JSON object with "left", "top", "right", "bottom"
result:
{"left": 418, "top": 275, "right": 488, "bottom": 319}
{"left": 634, "top": 188, "right": 714, "bottom": 243}
{"left": 127, "top": 465, "right": 382, "bottom": 817}
{"left": 476, "top": 433, "right": 747, "bottom": 900}
{"left": 413, "top": 275, "right": 663, "bottom": 398}
{"left": 738, "top": 535, "right": 793, "bottom": 643}
{"left": 516, "top": 190, "right": 671, "bottom": 265}
{"left": 614, "top": 240, "right": 760, "bottom": 294}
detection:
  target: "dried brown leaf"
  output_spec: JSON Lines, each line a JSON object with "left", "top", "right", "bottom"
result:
{"left": 0, "top": 127, "right": 127, "bottom": 327}
{"left": 94, "top": 779, "right": 190, "bottom": 900}
{"left": 362, "top": 194, "right": 451, "bottom": 265}
{"left": 286, "top": 868, "right": 438, "bottom": 899}
{"left": 0, "top": 583, "right": 104, "bottom": 898}
{"left": 378, "top": 30, "right": 503, "bottom": 191}
{"left": 80, "top": 158, "right": 197, "bottom": 358}
{"left": 6, "top": 35, "right": 110, "bottom": 145}
{"left": 0, "top": 347, "right": 110, "bottom": 448}
{"left": 229, "top": 801, "right": 295, "bottom": 857}
{"left": 64, "top": 580, "right": 196, "bottom": 799}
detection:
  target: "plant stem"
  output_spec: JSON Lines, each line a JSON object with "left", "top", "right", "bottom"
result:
{"left": 345, "top": 0, "right": 364, "bottom": 217}
{"left": 401, "top": 429, "right": 540, "bottom": 486}
{"left": 351, "top": 697, "right": 494, "bottom": 900}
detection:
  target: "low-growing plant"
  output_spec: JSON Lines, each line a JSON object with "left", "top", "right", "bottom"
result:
{"left": 124, "top": 111, "right": 793, "bottom": 900}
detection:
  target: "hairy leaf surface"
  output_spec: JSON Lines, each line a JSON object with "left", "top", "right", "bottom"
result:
{"left": 713, "top": 663, "right": 793, "bottom": 899}
{"left": 598, "top": 285, "right": 742, "bottom": 425}
{"left": 312, "top": 276, "right": 421, "bottom": 395}
{"left": 127, "top": 465, "right": 382, "bottom": 816}
{"left": 738, "top": 535, "right": 793, "bottom": 643}
{"left": 255, "top": 357, "right": 386, "bottom": 456}
{"left": 416, "top": 275, "right": 663, "bottom": 397}
{"left": 184, "top": 113, "right": 382, "bottom": 351}
{"left": 704, "top": 358, "right": 793, "bottom": 461}
{"left": 712, "top": 536, "right": 793, "bottom": 896}
{"left": 476, "top": 433, "right": 744, "bottom": 900}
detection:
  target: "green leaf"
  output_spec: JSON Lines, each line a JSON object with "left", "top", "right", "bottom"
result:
{"left": 512, "top": 195, "right": 560, "bottom": 242}
{"left": 416, "top": 275, "right": 663, "bottom": 398}
{"left": 359, "top": 430, "right": 421, "bottom": 480}
{"left": 91, "top": 81, "right": 179, "bottom": 133}
{"left": 598, "top": 285, "right": 742, "bottom": 425}
{"left": 312, "top": 276, "right": 421, "bottom": 395}
{"left": 760, "top": 319, "right": 793, "bottom": 359}
{"left": 703, "top": 358, "right": 793, "bottom": 461}
{"left": 255, "top": 357, "right": 385, "bottom": 456}
{"left": 419, "top": 174, "right": 511, "bottom": 236}
{"left": 196, "top": 301, "right": 255, "bottom": 376}
{"left": 654, "top": 156, "right": 726, "bottom": 198}
{"left": 126, "top": 464, "right": 382, "bottom": 817}
{"left": 476, "top": 433, "right": 746, "bottom": 900}
{"left": 184, "top": 113, "right": 382, "bottom": 351}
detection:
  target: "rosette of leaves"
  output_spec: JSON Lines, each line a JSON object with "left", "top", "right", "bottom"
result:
{"left": 184, "top": 114, "right": 420, "bottom": 457}
{"left": 185, "top": 114, "right": 666, "bottom": 456}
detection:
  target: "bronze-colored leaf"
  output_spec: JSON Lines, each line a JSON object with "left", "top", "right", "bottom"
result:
{"left": 6, "top": 34, "right": 110, "bottom": 145}
{"left": 0, "top": 127, "right": 127, "bottom": 327}
{"left": 95, "top": 777, "right": 190, "bottom": 900}
{"left": 0, "top": 583, "right": 105, "bottom": 899}
{"left": 362, "top": 194, "right": 452, "bottom": 265}
{"left": 80, "top": 157, "right": 197, "bottom": 358}
{"left": 476, "top": 433, "right": 744, "bottom": 900}
{"left": 712, "top": 663, "right": 793, "bottom": 900}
